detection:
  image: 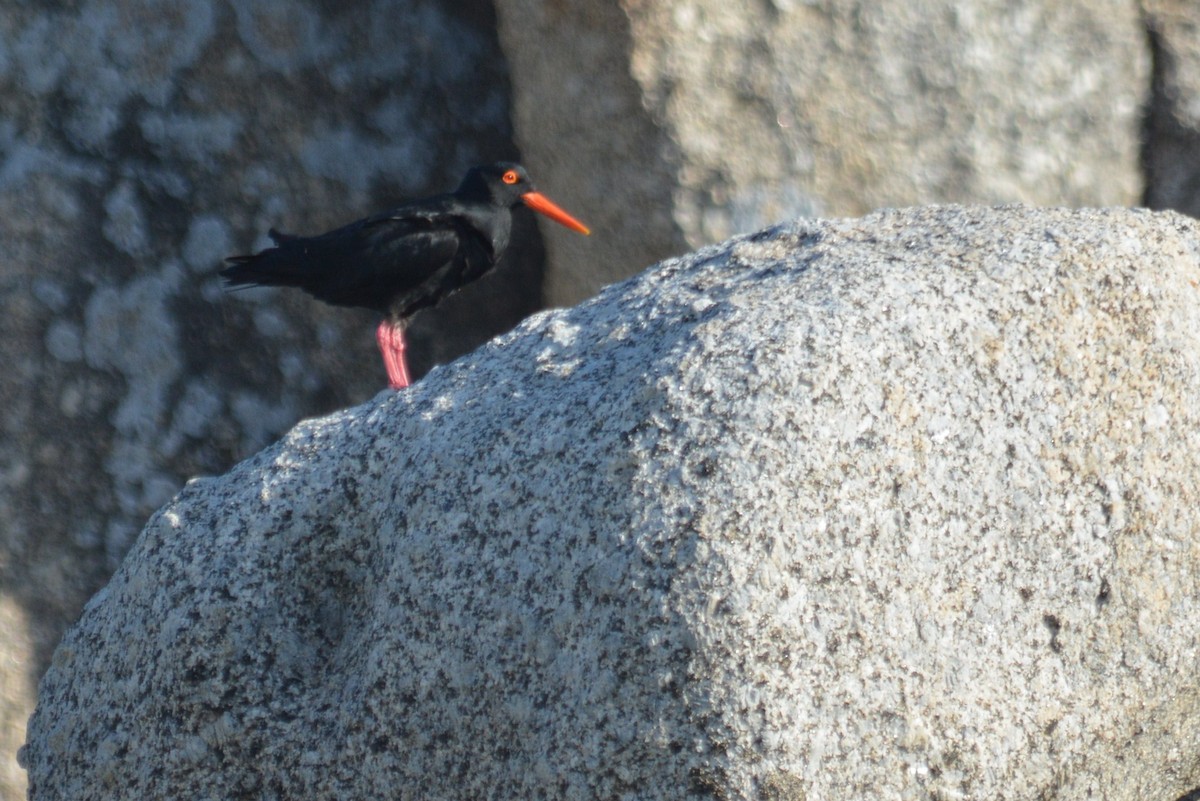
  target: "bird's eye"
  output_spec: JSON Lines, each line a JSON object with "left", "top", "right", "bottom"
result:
{"left": 502, "top": 169, "right": 520, "bottom": 185}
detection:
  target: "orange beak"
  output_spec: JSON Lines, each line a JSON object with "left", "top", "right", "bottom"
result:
{"left": 521, "top": 191, "right": 591, "bottom": 236}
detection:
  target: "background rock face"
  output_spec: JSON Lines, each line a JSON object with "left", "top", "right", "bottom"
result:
{"left": 1144, "top": 0, "right": 1200, "bottom": 218}
{"left": 0, "top": 3, "right": 529, "bottom": 797}
{"left": 22, "top": 206, "right": 1200, "bottom": 800}
{"left": 497, "top": 0, "right": 1149, "bottom": 305}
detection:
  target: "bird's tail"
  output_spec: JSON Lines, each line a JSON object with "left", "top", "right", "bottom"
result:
{"left": 221, "top": 229, "right": 308, "bottom": 290}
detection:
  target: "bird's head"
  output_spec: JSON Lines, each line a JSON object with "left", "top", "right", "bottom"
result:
{"left": 461, "top": 162, "right": 591, "bottom": 235}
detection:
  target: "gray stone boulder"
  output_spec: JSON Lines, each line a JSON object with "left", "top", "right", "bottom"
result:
{"left": 22, "top": 205, "right": 1200, "bottom": 799}
{"left": 496, "top": 0, "right": 1149, "bottom": 305}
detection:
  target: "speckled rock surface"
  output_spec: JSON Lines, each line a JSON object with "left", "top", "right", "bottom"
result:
{"left": 0, "top": 3, "right": 528, "bottom": 798}
{"left": 497, "top": 0, "right": 1149, "bottom": 306}
{"left": 22, "top": 205, "right": 1200, "bottom": 800}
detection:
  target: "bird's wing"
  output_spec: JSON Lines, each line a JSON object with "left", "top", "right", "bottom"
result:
{"left": 221, "top": 199, "right": 489, "bottom": 315}
{"left": 301, "top": 210, "right": 466, "bottom": 309}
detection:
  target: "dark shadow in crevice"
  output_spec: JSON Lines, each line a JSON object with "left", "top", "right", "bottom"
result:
{"left": 1141, "top": 17, "right": 1200, "bottom": 216}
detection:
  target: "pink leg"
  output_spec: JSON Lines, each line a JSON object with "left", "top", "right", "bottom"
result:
{"left": 375, "top": 320, "right": 411, "bottom": 389}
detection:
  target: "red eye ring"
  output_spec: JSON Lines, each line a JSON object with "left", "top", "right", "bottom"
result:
{"left": 502, "top": 169, "right": 519, "bottom": 185}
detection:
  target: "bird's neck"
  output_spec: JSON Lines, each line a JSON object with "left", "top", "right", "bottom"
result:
{"left": 462, "top": 203, "right": 513, "bottom": 258}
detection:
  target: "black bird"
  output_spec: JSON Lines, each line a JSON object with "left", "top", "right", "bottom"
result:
{"left": 222, "top": 162, "right": 590, "bottom": 389}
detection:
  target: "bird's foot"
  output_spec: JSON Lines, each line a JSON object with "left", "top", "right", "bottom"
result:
{"left": 375, "top": 320, "right": 411, "bottom": 390}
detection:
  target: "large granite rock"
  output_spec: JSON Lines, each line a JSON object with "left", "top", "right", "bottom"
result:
{"left": 496, "top": 0, "right": 1149, "bottom": 305}
{"left": 0, "top": 3, "right": 529, "bottom": 798}
{"left": 22, "top": 205, "right": 1200, "bottom": 800}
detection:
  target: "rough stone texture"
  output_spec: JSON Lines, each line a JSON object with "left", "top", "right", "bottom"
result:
{"left": 496, "top": 0, "right": 1149, "bottom": 306}
{"left": 0, "top": 3, "right": 532, "bottom": 798}
{"left": 23, "top": 205, "right": 1200, "bottom": 800}
{"left": 0, "top": 599, "right": 32, "bottom": 801}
